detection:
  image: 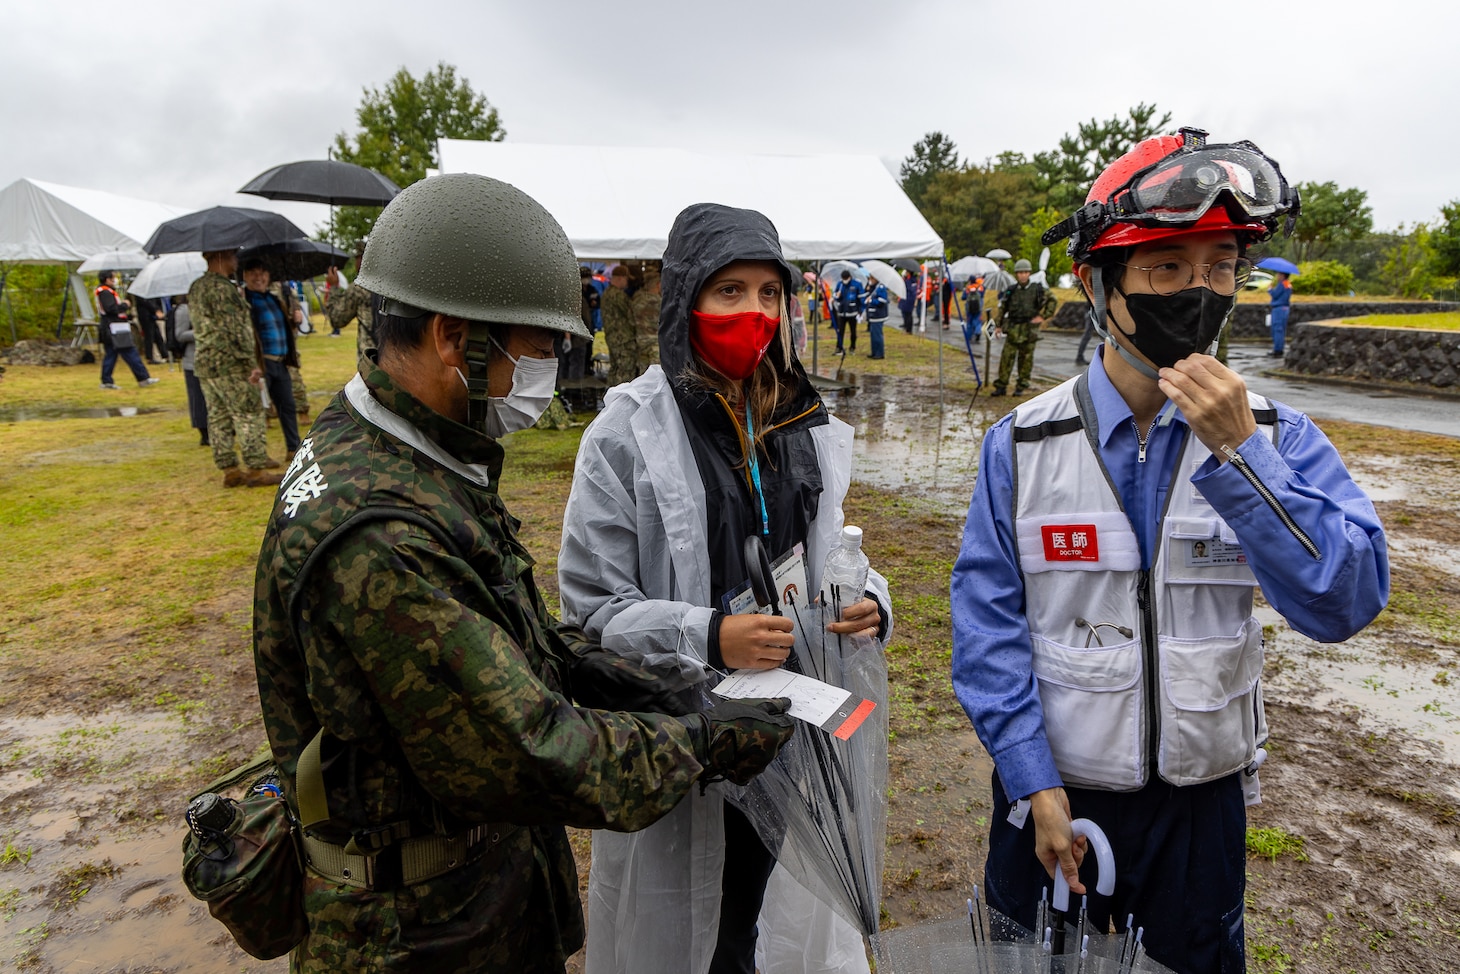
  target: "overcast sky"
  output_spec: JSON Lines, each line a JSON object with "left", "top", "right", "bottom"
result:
{"left": 4, "top": 0, "right": 1454, "bottom": 237}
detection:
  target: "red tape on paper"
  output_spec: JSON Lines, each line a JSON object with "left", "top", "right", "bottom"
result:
{"left": 830, "top": 699, "right": 877, "bottom": 741}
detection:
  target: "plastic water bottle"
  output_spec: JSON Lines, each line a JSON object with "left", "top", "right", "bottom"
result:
{"left": 821, "top": 525, "right": 870, "bottom": 617}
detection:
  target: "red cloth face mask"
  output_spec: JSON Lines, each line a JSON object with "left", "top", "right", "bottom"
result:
{"left": 689, "top": 310, "right": 781, "bottom": 380}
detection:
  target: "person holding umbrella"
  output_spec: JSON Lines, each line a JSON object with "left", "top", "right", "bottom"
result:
{"left": 239, "top": 256, "right": 303, "bottom": 456}
{"left": 557, "top": 203, "right": 892, "bottom": 974}
{"left": 865, "top": 269, "right": 890, "bottom": 359}
{"left": 951, "top": 127, "right": 1387, "bottom": 973}
{"left": 94, "top": 269, "right": 158, "bottom": 389}
{"left": 1267, "top": 270, "right": 1292, "bottom": 358}
{"left": 188, "top": 250, "right": 283, "bottom": 488}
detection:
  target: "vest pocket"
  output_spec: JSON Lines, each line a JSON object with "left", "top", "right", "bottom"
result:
{"left": 1157, "top": 617, "right": 1263, "bottom": 784}
{"left": 1030, "top": 633, "right": 1144, "bottom": 791}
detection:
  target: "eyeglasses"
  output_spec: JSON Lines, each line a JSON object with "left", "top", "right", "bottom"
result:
{"left": 1119, "top": 257, "right": 1253, "bottom": 297}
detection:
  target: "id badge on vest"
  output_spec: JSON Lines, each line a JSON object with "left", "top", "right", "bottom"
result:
{"left": 723, "top": 543, "right": 810, "bottom": 616}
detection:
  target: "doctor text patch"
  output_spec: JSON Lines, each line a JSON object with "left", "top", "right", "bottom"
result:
{"left": 1041, "top": 524, "right": 1099, "bottom": 562}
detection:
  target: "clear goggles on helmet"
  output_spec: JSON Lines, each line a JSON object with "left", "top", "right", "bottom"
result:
{"left": 1043, "top": 135, "right": 1300, "bottom": 252}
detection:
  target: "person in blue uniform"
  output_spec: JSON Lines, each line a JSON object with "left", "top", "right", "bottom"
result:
{"left": 864, "top": 272, "right": 890, "bottom": 359}
{"left": 950, "top": 128, "right": 1388, "bottom": 974}
{"left": 1267, "top": 271, "right": 1292, "bottom": 357}
{"left": 832, "top": 269, "right": 864, "bottom": 353}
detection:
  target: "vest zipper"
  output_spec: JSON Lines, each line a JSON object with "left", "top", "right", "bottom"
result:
{"left": 1133, "top": 416, "right": 1158, "bottom": 463}
{"left": 1219, "top": 445, "right": 1322, "bottom": 560}
{"left": 1137, "top": 567, "right": 1160, "bottom": 777}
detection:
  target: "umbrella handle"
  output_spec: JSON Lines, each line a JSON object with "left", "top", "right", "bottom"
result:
{"left": 1053, "top": 818, "right": 1115, "bottom": 912}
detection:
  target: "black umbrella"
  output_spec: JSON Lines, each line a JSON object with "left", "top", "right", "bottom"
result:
{"left": 239, "top": 160, "right": 401, "bottom": 207}
{"left": 892, "top": 258, "right": 923, "bottom": 273}
{"left": 145, "top": 207, "right": 307, "bottom": 255}
{"left": 239, "top": 239, "right": 349, "bottom": 281}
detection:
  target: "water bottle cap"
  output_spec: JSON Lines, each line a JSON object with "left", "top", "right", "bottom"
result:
{"left": 840, "top": 525, "right": 863, "bottom": 547}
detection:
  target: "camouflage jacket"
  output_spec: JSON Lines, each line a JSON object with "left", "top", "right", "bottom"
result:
{"left": 252, "top": 366, "right": 708, "bottom": 973}
{"left": 324, "top": 282, "right": 376, "bottom": 372}
{"left": 600, "top": 285, "right": 637, "bottom": 384}
{"left": 630, "top": 288, "right": 661, "bottom": 373}
{"left": 996, "top": 281, "right": 1057, "bottom": 325}
{"left": 189, "top": 271, "right": 258, "bottom": 379}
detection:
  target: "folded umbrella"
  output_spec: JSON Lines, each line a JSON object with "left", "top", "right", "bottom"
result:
{"left": 239, "top": 159, "right": 401, "bottom": 207}
{"left": 145, "top": 207, "right": 307, "bottom": 255}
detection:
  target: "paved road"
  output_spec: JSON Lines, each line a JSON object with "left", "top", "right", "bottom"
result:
{"left": 913, "top": 319, "right": 1460, "bottom": 439}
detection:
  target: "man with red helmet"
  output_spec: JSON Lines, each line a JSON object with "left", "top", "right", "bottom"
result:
{"left": 951, "top": 128, "right": 1388, "bottom": 973}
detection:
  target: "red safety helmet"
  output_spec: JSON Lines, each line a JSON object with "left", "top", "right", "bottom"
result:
{"left": 1044, "top": 127, "right": 1300, "bottom": 263}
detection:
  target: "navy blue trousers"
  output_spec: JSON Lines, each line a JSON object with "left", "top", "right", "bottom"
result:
{"left": 985, "top": 770, "right": 1247, "bottom": 974}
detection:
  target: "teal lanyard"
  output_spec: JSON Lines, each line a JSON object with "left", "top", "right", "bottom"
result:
{"left": 744, "top": 400, "right": 770, "bottom": 538}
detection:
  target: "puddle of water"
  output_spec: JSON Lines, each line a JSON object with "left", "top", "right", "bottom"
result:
{"left": 827, "top": 373, "right": 996, "bottom": 514}
{"left": 0, "top": 709, "right": 278, "bottom": 972}
{"left": 0, "top": 405, "right": 170, "bottom": 423}
{"left": 1260, "top": 610, "right": 1460, "bottom": 768}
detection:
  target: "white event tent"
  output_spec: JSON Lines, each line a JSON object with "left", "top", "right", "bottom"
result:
{"left": 0, "top": 178, "right": 192, "bottom": 339}
{"left": 0, "top": 178, "right": 190, "bottom": 264}
{"left": 436, "top": 140, "right": 943, "bottom": 261}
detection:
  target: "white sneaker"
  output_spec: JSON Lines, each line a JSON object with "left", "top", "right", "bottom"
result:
{"left": 100, "top": 382, "right": 121, "bottom": 390}
{"left": 139, "top": 377, "right": 160, "bottom": 386}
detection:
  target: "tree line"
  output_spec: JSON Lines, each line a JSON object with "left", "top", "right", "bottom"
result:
{"left": 899, "top": 106, "right": 1459, "bottom": 299}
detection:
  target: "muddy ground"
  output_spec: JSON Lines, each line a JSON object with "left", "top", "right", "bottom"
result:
{"left": 1, "top": 373, "right": 1458, "bottom": 972}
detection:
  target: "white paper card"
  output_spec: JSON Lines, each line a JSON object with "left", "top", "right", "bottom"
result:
{"left": 713, "top": 668, "right": 852, "bottom": 728}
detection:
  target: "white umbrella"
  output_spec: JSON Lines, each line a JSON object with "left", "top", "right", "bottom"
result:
{"left": 818, "top": 260, "right": 868, "bottom": 285}
{"left": 985, "top": 248, "right": 1012, "bottom": 261}
{"left": 948, "top": 255, "right": 1000, "bottom": 283}
{"left": 128, "top": 252, "right": 206, "bottom": 298}
{"left": 859, "top": 260, "right": 906, "bottom": 300}
{"left": 78, "top": 250, "right": 151, "bottom": 273}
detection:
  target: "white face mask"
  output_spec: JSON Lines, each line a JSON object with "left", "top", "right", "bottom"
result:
{"left": 455, "top": 336, "right": 560, "bottom": 437}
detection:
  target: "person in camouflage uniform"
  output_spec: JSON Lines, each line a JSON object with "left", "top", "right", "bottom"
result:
{"left": 630, "top": 263, "right": 662, "bottom": 376}
{"left": 252, "top": 174, "right": 796, "bottom": 974}
{"left": 188, "top": 250, "right": 283, "bottom": 488}
{"left": 990, "top": 258, "right": 1058, "bottom": 396}
{"left": 600, "top": 264, "right": 637, "bottom": 386}
{"left": 325, "top": 260, "right": 377, "bottom": 377}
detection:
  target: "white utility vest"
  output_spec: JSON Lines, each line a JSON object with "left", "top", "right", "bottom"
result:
{"left": 1011, "top": 375, "right": 1274, "bottom": 791}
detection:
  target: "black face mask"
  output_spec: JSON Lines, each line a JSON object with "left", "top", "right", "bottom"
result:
{"left": 1110, "top": 285, "right": 1233, "bottom": 369}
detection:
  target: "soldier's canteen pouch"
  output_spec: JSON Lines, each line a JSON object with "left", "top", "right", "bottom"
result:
{"left": 181, "top": 759, "right": 307, "bottom": 959}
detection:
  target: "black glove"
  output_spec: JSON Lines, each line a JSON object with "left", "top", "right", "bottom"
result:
{"left": 569, "top": 648, "right": 694, "bottom": 716}
{"left": 691, "top": 698, "right": 796, "bottom": 787}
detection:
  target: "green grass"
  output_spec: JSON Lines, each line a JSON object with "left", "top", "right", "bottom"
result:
{"left": 1339, "top": 311, "right": 1460, "bottom": 331}
{"left": 1246, "top": 826, "right": 1309, "bottom": 863}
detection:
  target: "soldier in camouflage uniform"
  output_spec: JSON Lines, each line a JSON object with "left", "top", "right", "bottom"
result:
{"left": 325, "top": 260, "right": 377, "bottom": 377}
{"left": 600, "top": 265, "right": 637, "bottom": 386}
{"left": 252, "top": 174, "right": 796, "bottom": 974}
{"left": 990, "top": 258, "right": 1058, "bottom": 396}
{"left": 188, "top": 250, "right": 284, "bottom": 487}
{"left": 630, "top": 263, "right": 662, "bottom": 376}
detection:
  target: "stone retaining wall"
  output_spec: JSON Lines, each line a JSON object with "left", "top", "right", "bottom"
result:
{"left": 1285, "top": 323, "right": 1460, "bottom": 390}
{"left": 3, "top": 339, "right": 95, "bottom": 366}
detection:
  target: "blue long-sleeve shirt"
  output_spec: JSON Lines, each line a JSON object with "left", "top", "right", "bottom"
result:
{"left": 866, "top": 283, "right": 890, "bottom": 321}
{"left": 1268, "top": 279, "right": 1292, "bottom": 308}
{"left": 950, "top": 347, "right": 1388, "bottom": 802}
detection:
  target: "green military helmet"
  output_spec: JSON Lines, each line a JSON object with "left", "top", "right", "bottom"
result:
{"left": 1013, "top": 258, "right": 1033, "bottom": 272}
{"left": 356, "top": 172, "right": 590, "bottom": 340}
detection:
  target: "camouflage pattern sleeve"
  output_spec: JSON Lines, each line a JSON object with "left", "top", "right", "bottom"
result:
{"left": 1040, "top": 287, "right": 1059, "bottom": 320}
{"left": 297, "top": 519, "right": 709, "bottom": 833}
{"left": 325, "top": 285, "right": 367, "bottom": 331}
{"left": 188, "top": 273, "right": 258, "bottom": 378}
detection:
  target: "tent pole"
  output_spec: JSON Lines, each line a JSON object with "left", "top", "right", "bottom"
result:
{"left": 0, "top": 266, "right": 15, "bottom": 345}
{"left": 811, "top": 260, "right": 820, "bottom": 376}
{"left": 54, "top": 276, "right": 70, "bottom": 340}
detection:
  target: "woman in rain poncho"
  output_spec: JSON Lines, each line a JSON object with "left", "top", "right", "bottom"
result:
{"left": 558, "top": 203, "right": 893, "bottom": 974}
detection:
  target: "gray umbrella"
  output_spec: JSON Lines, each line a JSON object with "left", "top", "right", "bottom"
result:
{"left": 239, "top": 160, "right": 401, "bottom": 207}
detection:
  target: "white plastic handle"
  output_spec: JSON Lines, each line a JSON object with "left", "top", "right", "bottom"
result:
{"left": 1052, "top": 817, "right": 1116, "bottom": 912}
